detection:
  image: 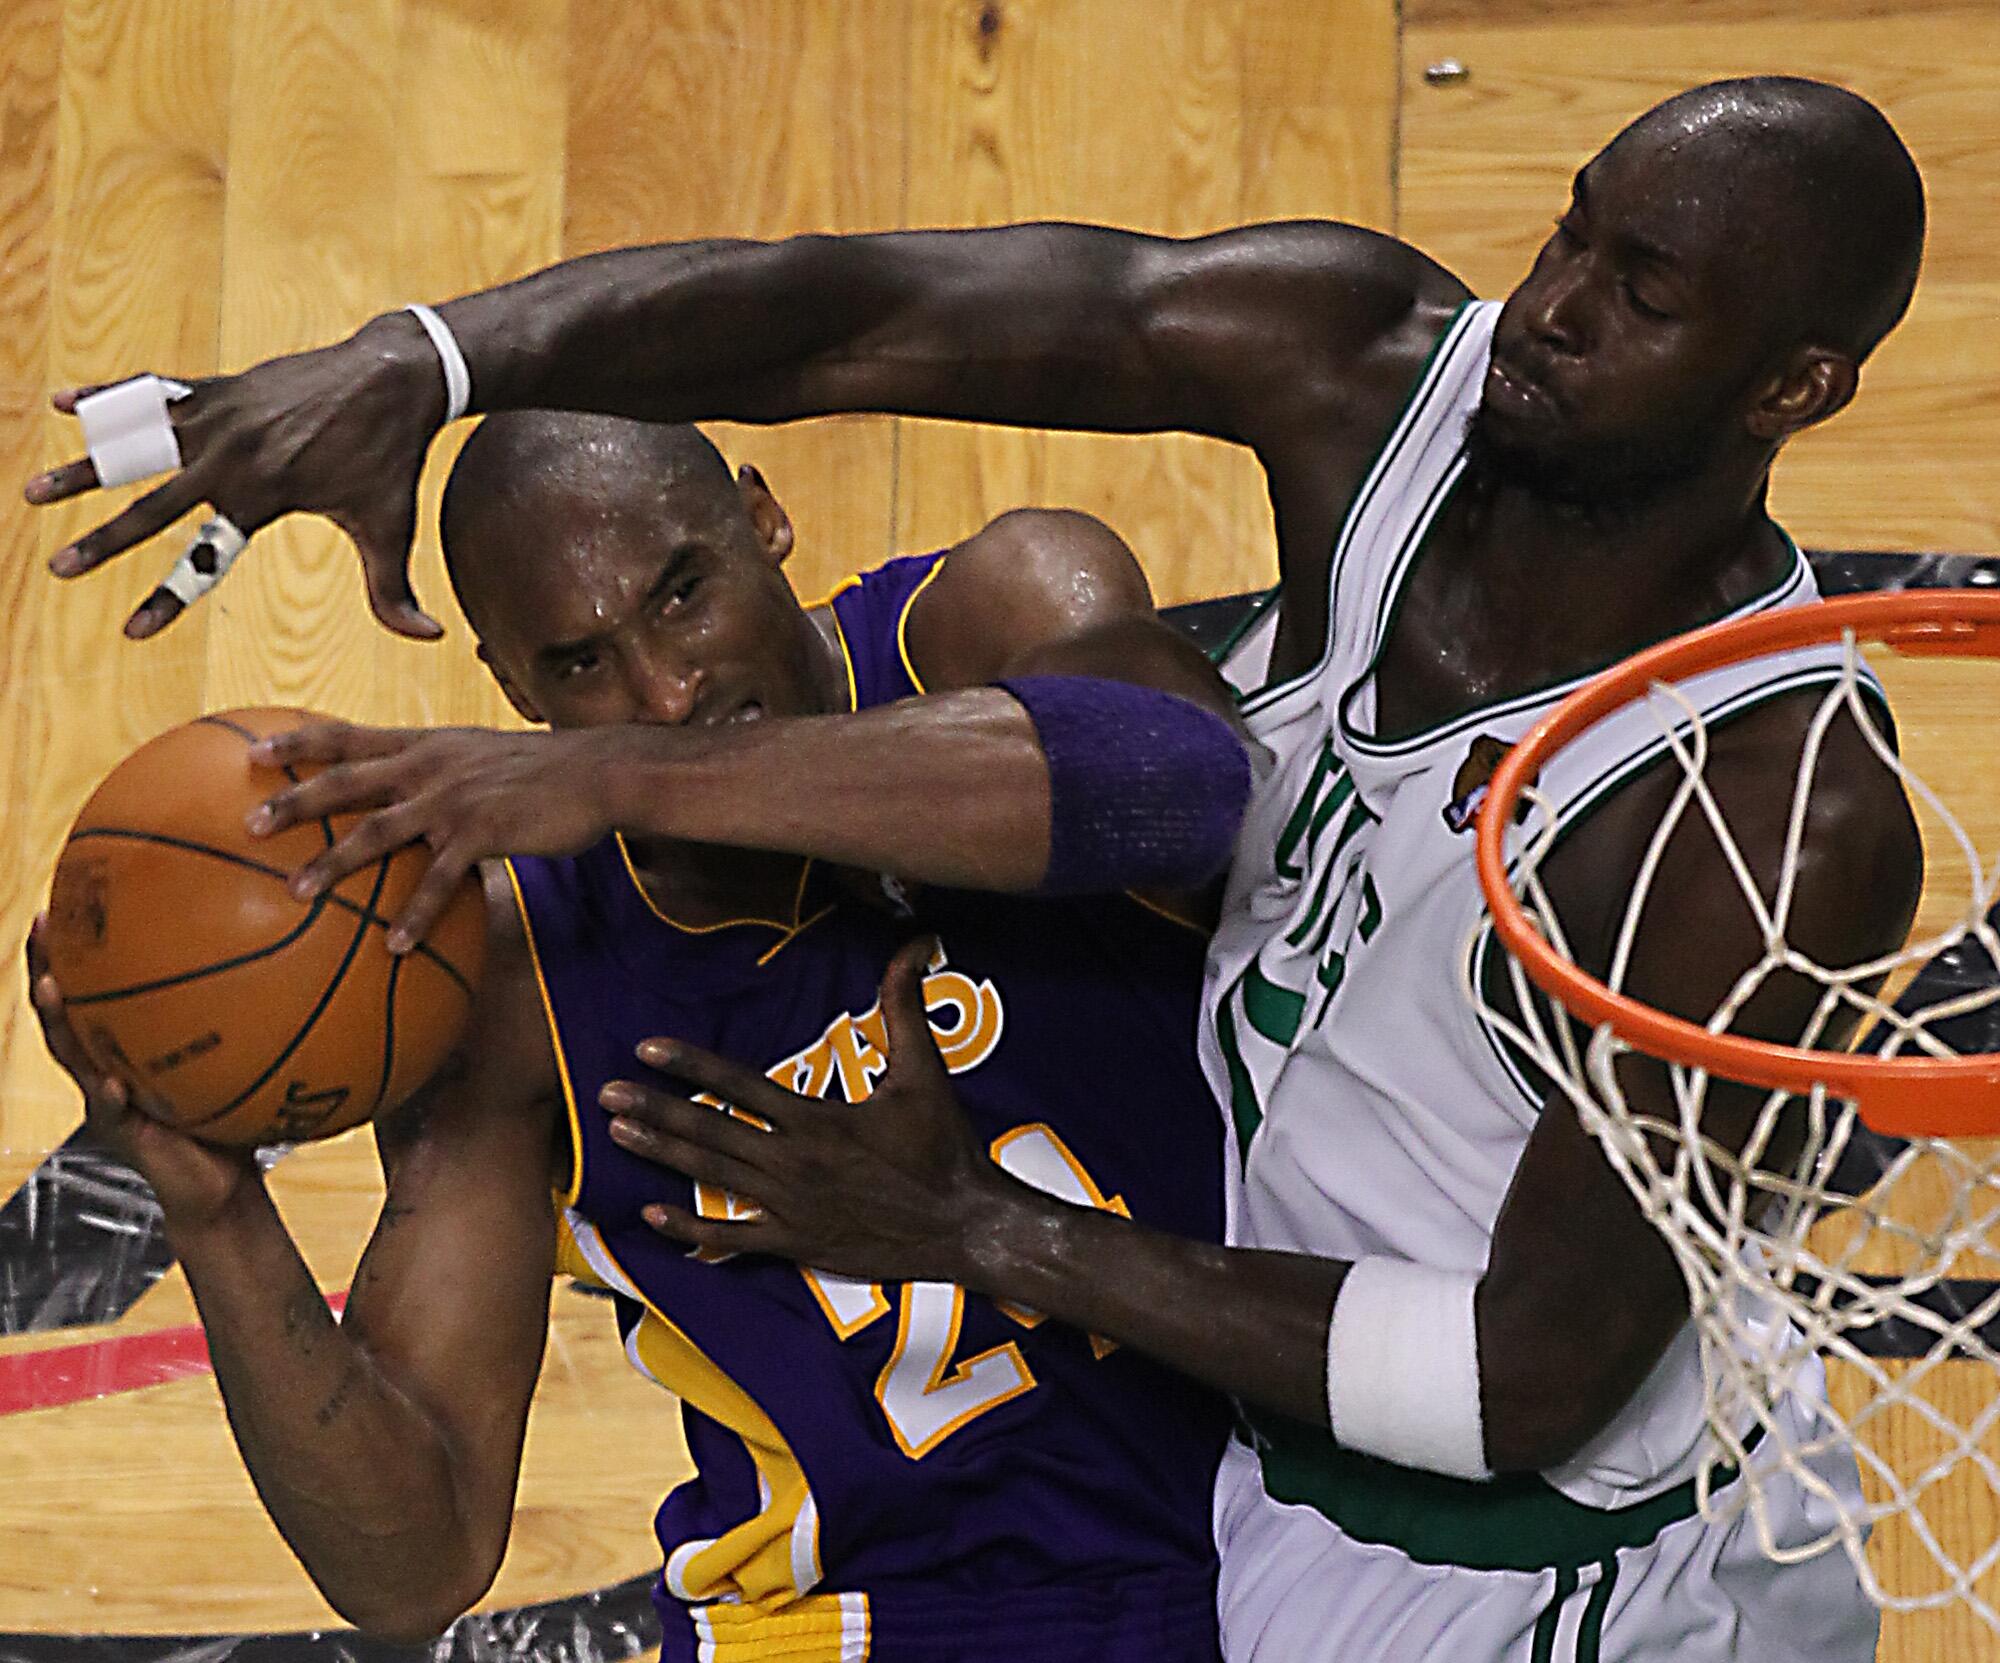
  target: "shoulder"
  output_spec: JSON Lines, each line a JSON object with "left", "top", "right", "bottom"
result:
{"left": 1707, "top": 691, "right": 1920, "bottom": 943}
{"left": 1129, "top": 221, "right": 1470, "bottom": 343}
{"left": 1548, "top": 685, "right": 1922, "bottom": 996}
{"left": 904, "top": 509, "right": 1156, "bottom": 690}
{"left": 442, "top": 866, "right": 561, "bottom": 1106}
{"left": 929, "top": 509, "right": 1149, "bottom": 617}
{"left": 1127, "top": 222, "right": 1473, "bottom": 450}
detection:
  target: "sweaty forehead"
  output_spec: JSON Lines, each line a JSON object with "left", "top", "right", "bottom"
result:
{"left": 466, "top": 487, "right": 710, "bottom": 654}
{"left": 510, "top": 522, "right": 656, "bottom": 634}
{"left": 1581, "top": 130, "right": 1794, "bottom": 284}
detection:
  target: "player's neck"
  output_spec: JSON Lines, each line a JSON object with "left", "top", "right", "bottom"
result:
{"left": 1375, "top": 472, "right": 1790, "bottom": 738}
{"left": 1464, "top": 464, "right": 1786, "bottom": 632}
{"left": 622, "top": 835, "right": 815, "bottom": 932}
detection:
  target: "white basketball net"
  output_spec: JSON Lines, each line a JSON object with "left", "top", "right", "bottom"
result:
{"left": 1473, "top": 628, "right": 2000, "bottom": 1629}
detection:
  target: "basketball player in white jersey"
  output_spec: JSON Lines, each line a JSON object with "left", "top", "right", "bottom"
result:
{"left": 32, "top": 77, "right": 1928, "bottom": 1661}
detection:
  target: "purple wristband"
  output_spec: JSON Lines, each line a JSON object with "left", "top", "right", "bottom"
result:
{"left": 997, "top": 675, "right": 1251, "bottom": 895}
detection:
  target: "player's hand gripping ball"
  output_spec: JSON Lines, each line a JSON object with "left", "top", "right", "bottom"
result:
{"left": 42, "top": 709, "right": 486, "bottom": 1146}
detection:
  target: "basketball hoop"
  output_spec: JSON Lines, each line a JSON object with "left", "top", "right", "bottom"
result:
{"left": 1471, "top": 588, "right": 2000, "bottom": 1630}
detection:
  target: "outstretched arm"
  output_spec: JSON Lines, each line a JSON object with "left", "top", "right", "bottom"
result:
{"left": 29, "top": 221, "right": 1460, "bottom": 639}
{"left": 247, "top": 508, "right": 1253, "bottom": 947}
{"left": 27, "top": 880, "right": 562, "bottom": 1640}
{"left": 604, "top": 699, "right": 1920, "bottom": 1474}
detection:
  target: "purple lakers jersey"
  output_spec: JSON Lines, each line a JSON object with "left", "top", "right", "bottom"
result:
{"left": 508, "top": 553, "right": 1230, "bottom": 1663}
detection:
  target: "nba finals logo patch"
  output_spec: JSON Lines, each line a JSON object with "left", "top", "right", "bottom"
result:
{"left": 1443, "top": 735, "right": 1532, "bottom": 834}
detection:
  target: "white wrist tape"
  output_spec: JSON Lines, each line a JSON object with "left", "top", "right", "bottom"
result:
{"left": 404, "top": 303, "right": 472, "bottom": 422}
{"left": 76, "top": 374, "right": 194, "bottom": 488}
{"left": 1327, "top": 1258, "right": 1491, "bottom": 1480}
{"left": 159, "top": 514, "right": 248, "bottom": 607}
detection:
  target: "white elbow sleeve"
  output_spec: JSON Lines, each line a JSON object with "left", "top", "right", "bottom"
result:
{"left": 1326, "top": 1257, "right": 1491, "bottom": 1481}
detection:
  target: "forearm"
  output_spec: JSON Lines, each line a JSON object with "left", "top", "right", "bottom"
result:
{"left": 964, "top": 1145, "right": 1680, "bottom": 1476}
{"left": 606, "top": 691, "right": 1053, "bottom": 890}
{"left": 432, "top": 226, "right": 1205, "bottom": 435}
{"left": 171, "top": 1187, "right": 490, "bottom": 1639}
{"left": 956, "top": 1177, "right": 1348, "bottom": 1425}
{"left": 605, "top": 678, "right": 1249, "bottom": 896}
{"left": 440, "top": 238, "right": 864, "bottom": 424}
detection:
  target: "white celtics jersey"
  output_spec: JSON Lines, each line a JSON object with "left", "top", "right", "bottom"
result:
{"left": 1200, "top": 299, "right": 1862, "bottom": 1515}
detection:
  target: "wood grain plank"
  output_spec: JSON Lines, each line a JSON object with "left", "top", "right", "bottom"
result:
{"left": 0, "top": 0, "right": 58, "bottom": 410}
{"left": 1826, "top": 1357, "right": 2000, "bottom": 1659}
{"left": 1408, "top": 0, "right": 1974, "bottom": 25}
{"left": 566, "top": 0, "right": 909, "bottom": 602}
{"left": 392, "top": 0, "right": 571, "bottom": 727}
{"left": 0, "top": 0, "right": 60, "bottom": 1186}
{"left": 1242, "top": 0, "right": 1397, "bottom": 231}
{"left": 896, "top": 0, "right": 1279, "bottom": 605}
{"left": 1035, "top": 0, "right": 1271, "bottom": 607}
{"left": 201, "top": 0, "right": 404, "bottom": 720}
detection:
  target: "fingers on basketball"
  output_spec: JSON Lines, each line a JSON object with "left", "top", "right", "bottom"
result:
{"left": 41, "top": 710, "right": 487, "bottom": 1148}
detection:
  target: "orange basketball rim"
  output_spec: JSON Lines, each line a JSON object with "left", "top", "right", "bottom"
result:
{"left": 1475, "top": 589, "right": 2000, "bottom": 1140}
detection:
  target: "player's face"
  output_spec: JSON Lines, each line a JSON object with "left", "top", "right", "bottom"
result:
{"left": 1473, "top": 136, "right": 1784, "bottom": 506}
{"left": 480, "top": 473, "right": 828, "bottom": 732}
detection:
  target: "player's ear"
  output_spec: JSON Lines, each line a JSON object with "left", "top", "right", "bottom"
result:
{"left": 478, "top": 642, "right": 546, "bottom": 725}
{"left": 738, "top": 464, "right": 795, "bottom": 568}
{"left": 1747, "top": 346, "right": 1856, "bottom": 442}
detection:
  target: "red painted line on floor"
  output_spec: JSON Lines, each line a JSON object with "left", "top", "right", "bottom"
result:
{"left": 0, "top": 1290, "right": 347, "bottom": 1416}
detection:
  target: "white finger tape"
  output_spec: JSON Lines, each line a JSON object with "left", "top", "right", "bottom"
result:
{"left": 159, "top": 515, "right": 249, "bottom": 607}
{"left": 76, "top": 374, "right": 194, "bottom": 489}
{"left": 405, "top": 303, "right": 472, "bottom": 423}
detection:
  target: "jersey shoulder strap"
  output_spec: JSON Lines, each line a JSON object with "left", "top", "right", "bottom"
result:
{"left": 823, "top": 551, "right": 949, "bottom": 710}
{"left": 1225, "top": 300, "right": 1498, "bottom": 716}
{"left": 1324, "top": 301, "right": 1498, "bottom": 702}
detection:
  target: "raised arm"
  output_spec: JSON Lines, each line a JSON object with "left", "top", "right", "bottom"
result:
{"left": 27, "top": 879, "right": 562, "bottom": 1640}
{"left": 450, "top": 222, "right": 1443, "bottom": 442}
{"left": 29, "top": 222, "right": 1462, "bottom": 639}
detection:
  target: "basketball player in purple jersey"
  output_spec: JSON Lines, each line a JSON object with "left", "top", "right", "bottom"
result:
{"left": 27, "top": 412, "right": 1250, "bottom": 1659}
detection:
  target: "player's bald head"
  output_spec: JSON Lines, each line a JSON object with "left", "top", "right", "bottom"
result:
{"left": 1603, "top": 77, "right": 1924, "bottom": 362}
{"left": 439, "top": 411, "right": 742, "bottom": 632}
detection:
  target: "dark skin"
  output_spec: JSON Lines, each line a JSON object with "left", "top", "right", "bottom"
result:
{"left": 25, "top": 468, "right": 1239, "bottom": 1637}
{"left": 238, "top": 478, "right": 1238, "bottom": 946}
{"left": 27, "top": 94, "right": 1924, "bottom": 1471}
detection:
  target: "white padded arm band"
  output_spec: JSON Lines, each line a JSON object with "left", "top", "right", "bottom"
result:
{"left": 404, "top": 303, "right": 472, "bottom": 422}
{"left": 1326, "top": 1257, "right": 1491, "bottom": 1480}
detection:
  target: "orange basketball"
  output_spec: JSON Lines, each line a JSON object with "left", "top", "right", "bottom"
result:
{"left": 42, "top": 708, "right": 486, "bottom": 1147}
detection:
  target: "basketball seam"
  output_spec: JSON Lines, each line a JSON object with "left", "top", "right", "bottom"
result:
{"left": 196, "top": 713, "right": 337, "bottom": 850}
{"left": 65, "top": 828, "right": 474, "bottom": 1000}
{"left": 371, "top": 950, "right": 405, "bottom": 1119}
{"left": 184, "top": 856, "right": 392, "bottom": 1129}
{"left": 63, "top": 896, "right": 331, "bottom": 1007}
